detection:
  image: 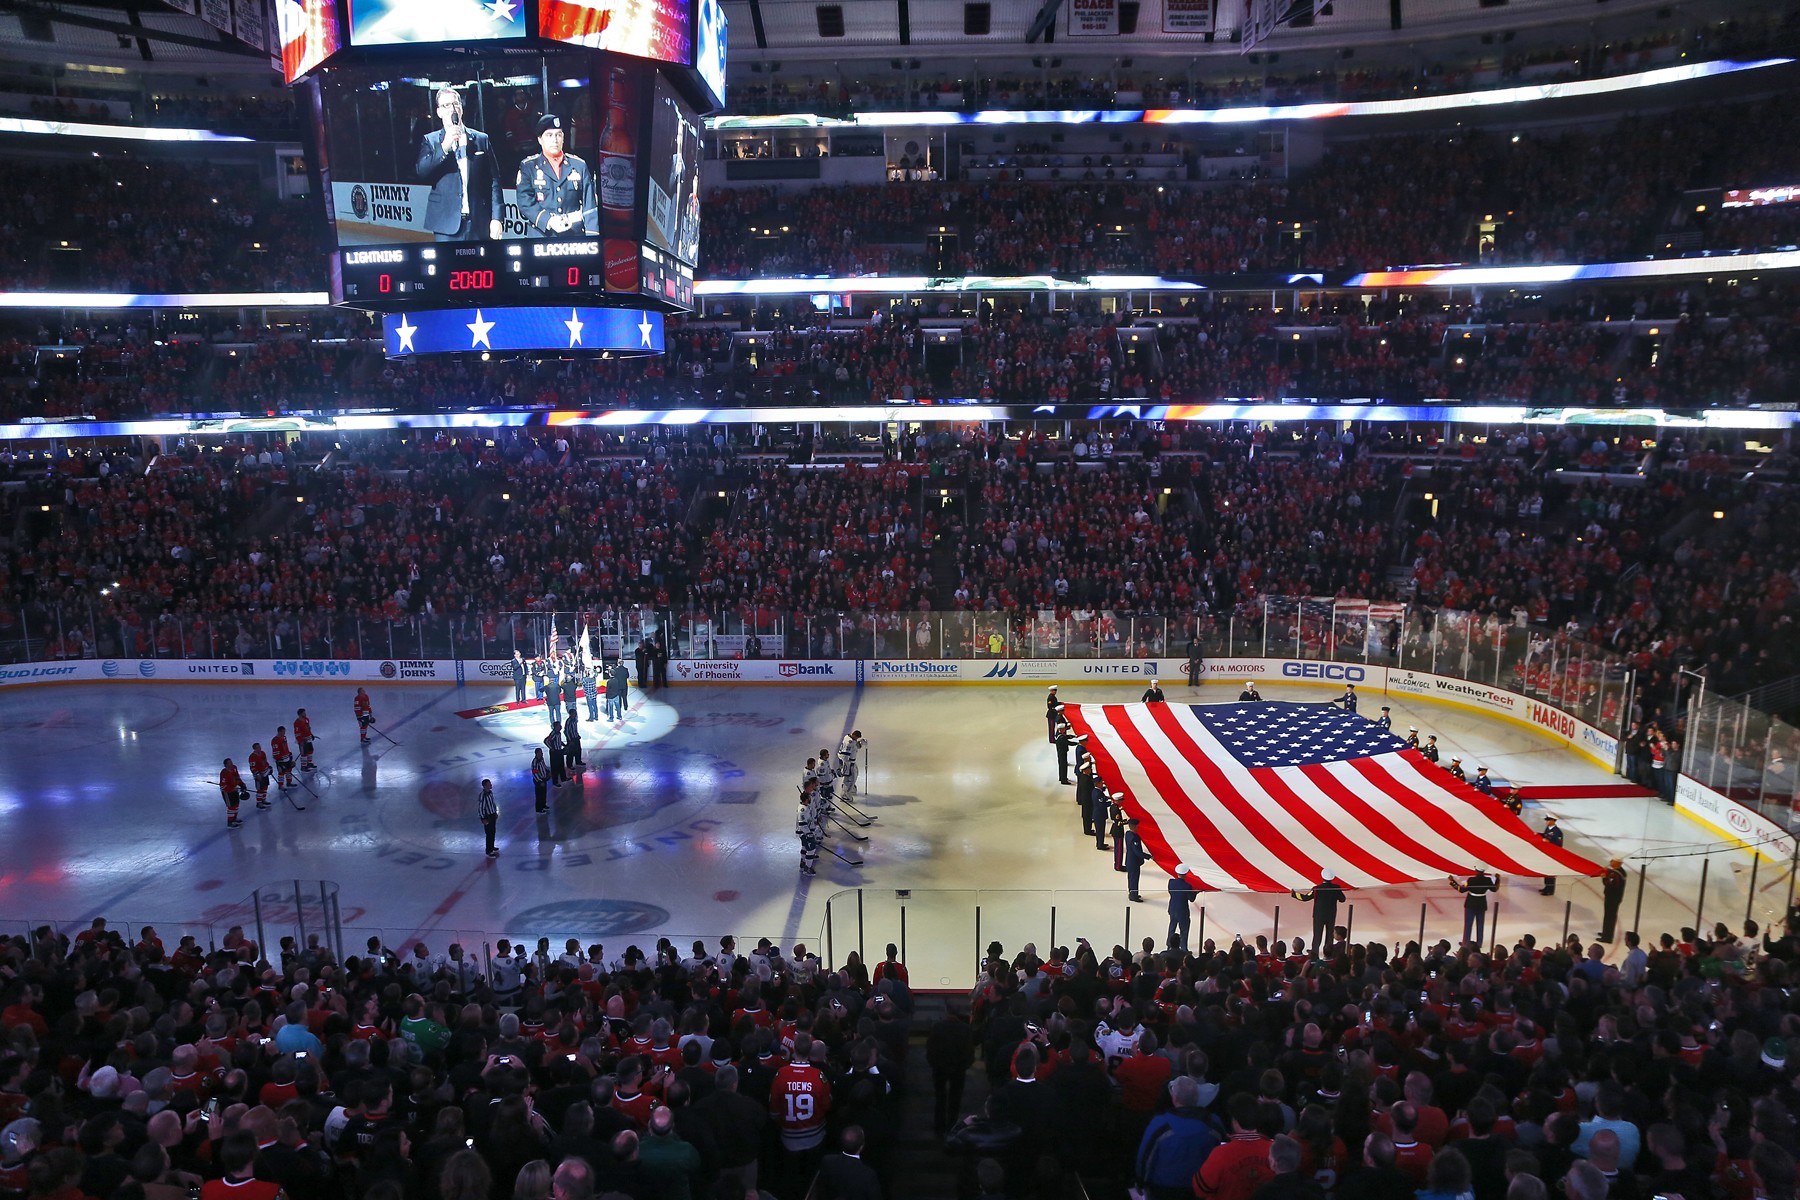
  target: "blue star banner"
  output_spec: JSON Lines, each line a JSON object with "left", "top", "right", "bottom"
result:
{"left": 382, "top": 306, "right": 665, "bottom": 357}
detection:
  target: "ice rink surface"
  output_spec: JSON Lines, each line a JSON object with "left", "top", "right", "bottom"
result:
{"left": 0, "top": 678, "right": 1789, "bottom": 987}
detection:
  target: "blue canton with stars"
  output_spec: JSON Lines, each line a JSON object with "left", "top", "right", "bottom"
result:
{"left": 1194, "top": 701, "right": 1408, "bottom": 769}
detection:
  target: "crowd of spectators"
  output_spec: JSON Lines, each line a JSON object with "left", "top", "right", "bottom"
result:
{"left": 0, "top": 92, "right": 1794, "bottom": 301}
{"left": 0, "top": 896, "right": 1796, "bottom": 1200}
{"left": 703, "top": 96, "right": 1800, "bottom": 279}
{"left": 11, "top": 90, "right": 300, "bottom": 136}
{"left": 8, "top": 281, "right": 1799, "bottom": 421}
{"left": 0, "top": 153, "right": 324, "bottom": 294}
{"left": 721, "top": 16, "right": 1775, "bottom": 117}
{"left": 2, "top": 418, "right": 1796, "bottom": 706}
{"left": 144, "top": 92, "right": 302, "bottom": 137}
{"left": 0, "top": 93, "right": 1795, "bottom": 300}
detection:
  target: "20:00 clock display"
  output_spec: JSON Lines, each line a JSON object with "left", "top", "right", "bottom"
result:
{"left": 448, "top": 270, "right": 497, "bottom": 291}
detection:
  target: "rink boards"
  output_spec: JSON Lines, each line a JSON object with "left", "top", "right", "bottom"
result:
{"left": 0, "top": 654, "right": 1619, "bottom": 767}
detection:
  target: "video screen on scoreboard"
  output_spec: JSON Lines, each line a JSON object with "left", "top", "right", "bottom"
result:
{"left": 643, "top": 75, "right": 701, "bottom": 264}
{"left": 278, "top": 0, "right": 342, "bottom": 83}
{"left": 539, "top": 0, "right": 692, "bottom": 66}
{"left": 318, "top": 53, "right": 658, "bottom": 248}
{"left": 695, "top": 0, "right": 726, "bottom": 108}
{"left": 347, "top": 0, "right": 527, "bottom": 45}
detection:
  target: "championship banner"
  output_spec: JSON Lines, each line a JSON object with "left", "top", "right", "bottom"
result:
{"left": 1242, "top": 0, "right": 1280, "bottom": 51}
{"left": 232, "top": 0, "right": 268, "bottom": 52}
{"left": 1163, "top": 0, "right": 1216, "bottom": 33}
{"left": 199, "top": 0, "right": 235, "bottom": 38}
{"left": 1066, "top": 0, "right": 1118, "bottom": 36}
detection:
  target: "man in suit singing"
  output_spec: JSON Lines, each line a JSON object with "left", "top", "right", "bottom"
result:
{"left": 416, "top": 86, "right": 504, "bottom": 241}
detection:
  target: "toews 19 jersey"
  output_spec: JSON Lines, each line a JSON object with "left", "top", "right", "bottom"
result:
{"left": 769, "top": 1061, "right": 832, "bottom": 1149}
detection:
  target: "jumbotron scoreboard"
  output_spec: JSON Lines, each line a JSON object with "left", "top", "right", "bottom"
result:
{"left": 280, "top": 0, "right": 724, "bottom": 353}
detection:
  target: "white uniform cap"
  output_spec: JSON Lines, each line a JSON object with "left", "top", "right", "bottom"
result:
{"left": 1175, "top": 863, "right": 1191, "bottom": 875}
{"left": 1321, "top": 868, "right": 1335, "bottom": 880}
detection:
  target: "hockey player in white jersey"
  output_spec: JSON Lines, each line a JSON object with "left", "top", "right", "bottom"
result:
{"left": 796, "top": 777, "right": 822, "bottom": 875}
{"left": 837, "top": 730, "right": 867, "bottom": 796}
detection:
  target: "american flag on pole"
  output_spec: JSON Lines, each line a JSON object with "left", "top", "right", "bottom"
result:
{"left": 1066, "top": 700, "right": 1604, "bottom": 892}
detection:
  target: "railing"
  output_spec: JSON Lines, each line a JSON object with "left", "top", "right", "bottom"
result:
{"left": 13, "top": 879, "right": 343, "bottom": 965}
{"left": 819, "top": 874, "right": 1800, "bottom": 991}
{"left": 14, "top": 860, "right": 1792, "bottom": 993}
{"left": 0, "top": 598, "right": 1631, "bottom": 740}
{"left": 1684, "top": 688, "right": 1800, "bottom": 842}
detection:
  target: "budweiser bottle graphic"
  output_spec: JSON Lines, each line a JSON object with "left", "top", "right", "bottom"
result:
{"left": 600, "top": 66, "right": 636, "bottom": 237}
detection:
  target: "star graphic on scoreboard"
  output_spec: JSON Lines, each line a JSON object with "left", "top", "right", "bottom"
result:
{"left": 637, "top": 314, "right": 655, "bottom": 348}
{"left": 565, "top": 309, "right": 584, "bottom": 347}
{"left": 392, "top": 315, "right": 418, "bottom": 354}
{"left": 467, "top": 310, "right": 495, "bottom": 349}
{"left": 486, "top": 0, "right": 517, "bottom": 20}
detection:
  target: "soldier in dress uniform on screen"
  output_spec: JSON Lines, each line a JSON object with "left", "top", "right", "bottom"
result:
{"left": 517, "top": 114, "right": 597, "bottom": 237}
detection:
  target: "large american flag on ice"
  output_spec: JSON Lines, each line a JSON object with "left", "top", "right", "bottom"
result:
{"left": 1066, "top": 701, "right": 1603, "bottom": 892}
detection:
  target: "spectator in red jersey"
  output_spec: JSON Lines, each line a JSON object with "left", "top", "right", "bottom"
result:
{"left": 1390, "top": 1103, "right": 1437, "bottom": 1186}
{"left": 871, "top": 944, "right": 908, "bottom": 988}
{"left": 1194, "top": 1093, "right": 1277, "bottom": 1200}
{"left": 769, "top": 1032, "right": 833, "bottom": 1197}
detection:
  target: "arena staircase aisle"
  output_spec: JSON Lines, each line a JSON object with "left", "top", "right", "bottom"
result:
{"left": 925, "top": 476, "right": 975, "bottom": 610}
{"left": 891, "top": 997, "right": 977, "bottom": 1200}
{"left": 891, "top": 996, "right": 1124, "bottom": 1200}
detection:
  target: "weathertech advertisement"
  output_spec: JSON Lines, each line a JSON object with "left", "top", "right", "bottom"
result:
{"left": 539, "top": 0, "right": 693, "bottom": 66}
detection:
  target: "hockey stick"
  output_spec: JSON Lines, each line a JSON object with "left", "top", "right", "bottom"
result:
{"left": 293, "top": 774, "right": 318, "bottom": 801}
{"left": 827, "top": 812, "right": 868, "bottom": 842}
{"left": 825, "top": 843, "right": 864, "bottom": 867}
{"left": 373, "top": 726, "right": 400, "bottom": 746}
{"left": 283, "top": 785, "right": 307, "bottom": 812}
{"left": 837, "top": 796, "right": 876, "bottom": 824}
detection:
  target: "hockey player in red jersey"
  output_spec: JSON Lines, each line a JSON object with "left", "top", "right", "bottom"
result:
{"left": 353, "top": 688, "right": 374, "bottom": 744}
{"left": 293, "top": 709, "right": 316, "bottom": 770}
{"left": 247, "top": 743, "right": 273, "bottom": 810}
{"left": 271, "top": 727, "right": 296, "bottom": 788}
{"left": 219, "top": 759, "right": 247, "bottom": 828}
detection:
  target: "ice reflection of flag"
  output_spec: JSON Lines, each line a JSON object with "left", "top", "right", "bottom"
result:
{"left": 1066, "top": 701, "right": 1604, "bottom": 892}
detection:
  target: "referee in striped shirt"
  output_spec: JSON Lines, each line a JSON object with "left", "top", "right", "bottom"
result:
{"left": 478, "top": 778, "right": 498, "bottom": 858}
